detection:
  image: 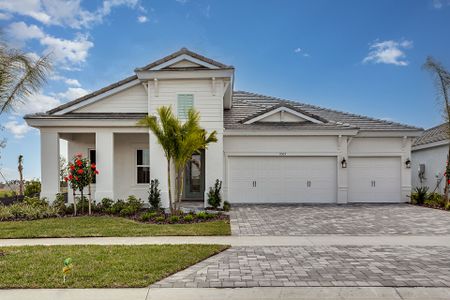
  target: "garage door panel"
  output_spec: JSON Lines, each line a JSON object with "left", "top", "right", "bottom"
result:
{"left": 228, "top": 156, "right": 337, "bottom": 203}
{"left": 348, "top": 157, "right": 401, "bottom": 203}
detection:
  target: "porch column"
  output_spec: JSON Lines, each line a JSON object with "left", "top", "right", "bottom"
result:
{"left": 204, "top": 132, "right": 224, "bottom": 207}
{"left": 401, "top": 137, "right": 412, "bottom": 202}
{"left": 149, "top": 131, "right": 170, "bottom": 208}
{"left": 40, "top": 130, "right": 60, "bottom": 203}
{"left": 95, "top": 130, "right": 114, "bottom": 200}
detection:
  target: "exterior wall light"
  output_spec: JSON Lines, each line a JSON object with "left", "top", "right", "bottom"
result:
{"left": 341, "top": 157, "right": 347, "bottom": 168}
{"left": 405, "top": 158, "right": 411, "bottom": 169}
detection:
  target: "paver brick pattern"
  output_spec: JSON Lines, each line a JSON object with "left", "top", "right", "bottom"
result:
{"left": 230, "top": 204, "right": 450, "bottom": 235}
{"left": 151, "top": 246, "right": 450, "bottom": 288}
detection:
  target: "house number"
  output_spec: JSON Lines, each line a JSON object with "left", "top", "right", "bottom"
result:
{"left": 279, "top": 152, "right": 287, "bottom": 156}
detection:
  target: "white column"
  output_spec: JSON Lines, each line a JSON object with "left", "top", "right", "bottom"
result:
{"left": 401, "top": 137, "right": 412, "bottom": 202}
{"left": 337, "top": 136, "right": 349, "bottom": 204}
{"left": 149, "top": 131, "right": 171, "bottom": 208}
{"left": 40, "top": 130, "right": 60, "bottom": 203}
{"left": 95, "top": 130, "right": 114, "bottom": 200}
{"left": 204, "top": 132, "right": 224, "bottom": 207}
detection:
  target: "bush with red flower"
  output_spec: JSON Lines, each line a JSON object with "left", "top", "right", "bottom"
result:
{"left": 64, "top": 153, "right": 99, "bottom": 215}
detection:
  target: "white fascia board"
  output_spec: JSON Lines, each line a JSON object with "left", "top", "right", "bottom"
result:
{"left": 244, "top": 106, "right": 324, "bottom": 125}
{"left": 357, "top": 130, "right": 423, "bottom": 137}
{"left": 223, "top": 129, "right": 359, "bottom": 136}
{"left": 136, "top": 69, "right": 234, "bottom": 80}
{"left": 25, "top": 118, "right": 146, "bottom": 128}
{"left": 53, "top": 79, "right": 141, "bottom": 115}
{"left": 150, "top": 54, "right": 220, "bottom": 70}
{"left": 412, "top": 139, "right": 450, "bottom": 151}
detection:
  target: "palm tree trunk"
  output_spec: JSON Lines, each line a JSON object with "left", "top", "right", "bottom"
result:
{"left": 73, "top": 189, "right": 77, "bottom": 216}
{"left": 167, "top": 158, "right": 174, "bottom": 213}
{"left": 88, "top": 183, "right": 92, "bottom": 215}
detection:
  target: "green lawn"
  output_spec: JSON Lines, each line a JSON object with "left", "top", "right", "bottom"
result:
{"left": 0, "top": 244, "right": 228, "bottom": 288}
{"left": 0, "top": 216, "right": 230, "bottom": 238}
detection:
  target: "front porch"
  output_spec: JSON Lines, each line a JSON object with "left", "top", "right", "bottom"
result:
{"left": 40, "top": 128, "right": 218, "bottom": 208}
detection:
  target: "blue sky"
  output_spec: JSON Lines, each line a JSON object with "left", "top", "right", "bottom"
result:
{"left": 0, "top": 0, "right": 449, "bottom": 180}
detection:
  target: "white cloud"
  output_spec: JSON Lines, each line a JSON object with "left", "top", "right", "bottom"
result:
{"left": 0, "top": 0, "right": 144, "bottom": 29}
{"left": 50, "top": 74, "right": 81, "bottom": 87}
{"left": 363, "top": 39, "right": 413, "bottom": 66}
{"left": 0, "top": 11, "right": 11, "bottom": 20}
{"left": 57, "top": 87, "right": 90, "bottom": 101}
{"left": 137, "top": 15, "right": 148, "bottom": 23}
{"left": 432, "top": 0, "right": 450, "bottom": 8}
{"left": 175, "top": 0, "right": 188, "bottom": 3}
{"left": 6, "top": 22, "right": 94, "bottom": 68}
{"left": 294, "top": 47, "right": 310, "bottom": 57}
{"left": 13, "top": 92, "right": 61, "bottom": 116}
{"left": 4, "top": 120, "right": 32, "bottom": 139}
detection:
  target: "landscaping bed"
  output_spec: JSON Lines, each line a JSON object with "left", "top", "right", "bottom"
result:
{"left": 410, "top": 187, "right": 450, "bottom": 211}
{"left": 0, "top": 244, "right": 229, "bottom": 288}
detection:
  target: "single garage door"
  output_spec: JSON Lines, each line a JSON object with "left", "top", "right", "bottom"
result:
{"left": 348, "top": 157, "right": 401, "bottom": 203}
{"left": 228, "top": 156, "right": 337, "bottom": 203}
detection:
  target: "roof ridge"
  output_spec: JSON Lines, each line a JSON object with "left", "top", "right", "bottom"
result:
{"left": 233, "top": 90, "right": 421, "bottom": 130}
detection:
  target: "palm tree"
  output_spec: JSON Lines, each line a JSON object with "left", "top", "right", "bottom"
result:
{"left": 138, "top": 106, "right": 217, "bottom": 212}
{"left": 424, "top": 56, "right": 450, "bottom": 204}
{"left": 18, "top": 155, "right": 23, "bottom": 196}
{"left": 0, "top": 42, "right": 52, "bottom": 114}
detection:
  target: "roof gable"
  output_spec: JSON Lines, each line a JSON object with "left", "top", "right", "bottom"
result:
{"left": 242, "top": 103, "right": 326, "bottom": 125}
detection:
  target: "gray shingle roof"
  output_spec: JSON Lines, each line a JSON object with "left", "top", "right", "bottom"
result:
{"left": 413, "top": 123, "right": 449, "bottom": 147}
{"left": 225, "top": 91, "right": 421, "bottom": 131}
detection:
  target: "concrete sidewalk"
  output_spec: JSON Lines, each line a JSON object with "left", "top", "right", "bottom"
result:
{"left": 1, "top": 235, "right": 450, "bottom": 247}
{"left": 1, "top": 287, "right": 450, "bottom": 300}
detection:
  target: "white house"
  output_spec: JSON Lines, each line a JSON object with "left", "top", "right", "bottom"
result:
{"left": 412, "top": 123, "right": 449, "bottom": 194}
{"left": 25, "top": 48, "right": 422, "bottom": 207}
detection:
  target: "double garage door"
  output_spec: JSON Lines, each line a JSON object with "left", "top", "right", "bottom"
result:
{"left": 228, "top": 156, "right": 401, "bottom": 203}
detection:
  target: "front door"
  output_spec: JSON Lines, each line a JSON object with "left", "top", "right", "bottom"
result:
{"left": 183, "top": 150, "right": 205, "bottom": 200}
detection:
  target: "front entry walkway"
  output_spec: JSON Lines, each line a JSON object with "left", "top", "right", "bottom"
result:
{"left": 230, "top": 204, "right": 450, "bottom": 236}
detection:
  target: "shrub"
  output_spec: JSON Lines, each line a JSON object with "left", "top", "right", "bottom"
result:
{"left": 196, "top": 211, "right": 207, "bottom": 220}
{"left": 148, "top": 179, "right": 161, "bottom": 210}
{"left": 22, "top": 196, "right": 48, "bottom": 207}
{"left": 76, "top": 196, "right": 89, "bottom": 214}
{"left": 169, "top": 215, "right": 180, "bottom": 223}
{"left": 24, "top": 180, "right": 41, "bottom": 197}
{"left": 100, "top": 198, "right": 113, "bottom": 210}
{"left": 119, "top": 207, "right": 135, "bottom": 217}
{"left": 410, "top": 187, "right": 429, "bottom": 205}
{"left": 65, "top": 203, "right": 74, "bottom": 215}
{"left": 52, "top": 193, "right": 67, "bottom": 214}
{"left": 223, "top": 201, "right": 231, "bottom": 212}
{"left": 183, "top": 214, "right": 194, "bottom": 222}
{"left": 140, "top": 211, "right": 158, "bottom": 222}
{"left": 425, "top": 192, "right": 445, "bottom": 208}
{"left": 0, "top": 205, "right": 13, "bottom": 220}
{"left": 446, "top": 202, "right": 450, "bottom": 211}
{"left": 0, "top": 203, "right": 59, "bottom": 221}
{"left": 154, "top": 216, "right": 165, "bottom": 223}
{"left": 125, "top": 195, "right": 143, "bottom": 213}
{"left": 207, "top": 179, "right": 222, "bottom": 209}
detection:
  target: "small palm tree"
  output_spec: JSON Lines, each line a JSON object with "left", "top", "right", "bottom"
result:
{"left": 424, "top": 56, "right": 450, "bottom": 203}
{"left": 18, "top": 155, "right": 24, "bottom": 196}
{"left": 138, "top": 106, "right": 217, "bottom": 212}
{"left": 0, "top": 41, "right": 52, "bottom": 114}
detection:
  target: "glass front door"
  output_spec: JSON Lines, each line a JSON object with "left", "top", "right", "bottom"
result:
{"left": 183, "top": 150, "right": 205, "bottom": 200}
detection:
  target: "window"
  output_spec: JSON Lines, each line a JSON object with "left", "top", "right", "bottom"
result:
{"left": 136, "top": 149, "right": 150, "bottom": 184}
{"left": 177, "top": 94, "right": 194, "bottom": 119}
{"left": 89, "top": 149, "right": 96, "bottom": 184}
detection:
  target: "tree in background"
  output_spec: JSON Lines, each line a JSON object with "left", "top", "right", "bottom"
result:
{"left": 17, "top": 154, "right": 23, "bottom": 196}
{"left": 424, "top": 56, "right": 450, "bottom": 204}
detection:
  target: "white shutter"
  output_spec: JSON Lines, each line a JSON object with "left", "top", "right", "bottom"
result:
{"left": 177, "top": 94, "right": 194, "bottom": 119}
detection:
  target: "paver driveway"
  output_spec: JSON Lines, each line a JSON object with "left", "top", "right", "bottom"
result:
{"left": 230, "top": 204, "right": 450, "bottom": 235}
{"left": 152, "top": 245, "right": 450, "bottom": 288}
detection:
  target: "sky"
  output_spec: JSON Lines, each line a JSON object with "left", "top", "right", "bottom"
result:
{"left": 0, "top": 0, "right": 449, "bottom": 180}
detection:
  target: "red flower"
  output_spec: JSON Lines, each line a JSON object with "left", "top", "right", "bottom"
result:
{"left": 70, "top": 165, "right": 75, "bottom": 170}
{"left": 64, "top": 177, "right": 69, "bottom": 182}
{"left": 68, "top": 174, "right": 74, "bottom": 180}
{"left": 74, "top": 176, "right": 79, "bottom": 181}
{"left": 77, "top": 169, "right": 84, "bottom": 174}
{"left": 94, "top": 170, "right": 99, "bottom": 175}
{"left": 76, "top": 160, "right": 82, "bottom": 166}
{"left": 91, "top": 163, "right": 96, "bottom": 169}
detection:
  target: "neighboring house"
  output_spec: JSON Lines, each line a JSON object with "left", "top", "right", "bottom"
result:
{"left": 412, "top": 123, "right": 449, "bottom": 194}
{"left": 25, "top": 48, "right": 422, "bottom": 207}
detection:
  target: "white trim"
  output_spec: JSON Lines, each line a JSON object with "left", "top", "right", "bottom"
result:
{"left": 54, "top": 79, "right": 141, "bottom": 115}
{"left": 357, "top": 130, "right": 423, "bottom": 137}
{"left": 136, "top": 69, "right": 234, "bottom": 80}
{"left": 224, "top": 129, "right": 359, "bottom": 136}
{"left": 412, "top": 139, "right": 450, "bottom": 151}
{"left": 150, "top": 54, "right": 220, "bottom": 70}
{"left": 25, "top": 119, "right": 149, "bottom": 128}
{"left": 243, "top": 106, "right": 324, "bottom": 125}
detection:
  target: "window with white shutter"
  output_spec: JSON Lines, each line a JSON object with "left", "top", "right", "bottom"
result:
{"left": 177, "top": 94, "right": 194, "bottom": 119}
